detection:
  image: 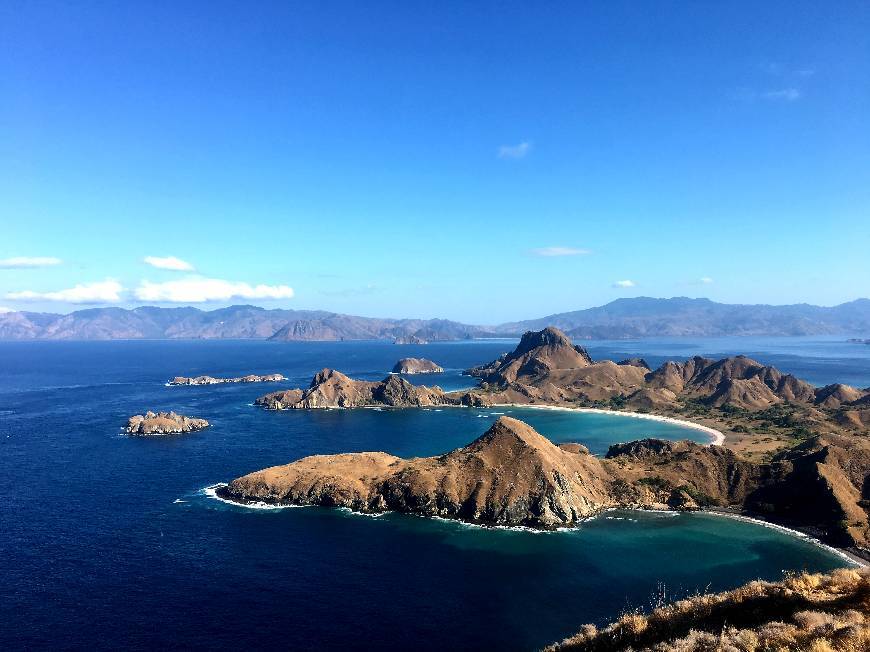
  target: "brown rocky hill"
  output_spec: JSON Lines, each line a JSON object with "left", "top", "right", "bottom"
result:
{"left": 218, "top": 417, "right": 615, "bottom": 526}
{"left": 465, "top": 328, "right": 869, "bottom": 413}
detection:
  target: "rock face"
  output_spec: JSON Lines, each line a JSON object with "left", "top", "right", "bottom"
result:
{"left": 254, "top": 368, "right": 468, "bottom": 409}
{"left": 218, "top": 417, "right": 616, "bottom": 526}
{"left": 125, "top": 411, "right": 209, "bottom": 435}
{"left": 391, "top": 358, "right": 443, "bottom": 374}
{"left": 168, "top": 373, "right": 285, "bottom": 386}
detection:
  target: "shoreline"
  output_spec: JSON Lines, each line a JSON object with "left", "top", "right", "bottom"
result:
{"left": 201, "top": 483, "right": 861, "bottom": 566}
{"left": 491, "top": 402, "right": 726, "bottom": 446}
{"left": 699, "top": 508, "right": 868, "bottom": 568}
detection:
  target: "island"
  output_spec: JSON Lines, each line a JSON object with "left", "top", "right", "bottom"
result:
{"left": 168, "top": 373, "right": 285, "bottom": 386}
{"left": 125, "top": 411, "right": 210, "bottom": 435}
{"left": 548, "top": 567, "right": 869, "bottom": 651}
{"left": 391, "top": 358, "right": 443, "bottom": 374}
{"left": 243, "top": 326, "right": 870, "bottom": 553}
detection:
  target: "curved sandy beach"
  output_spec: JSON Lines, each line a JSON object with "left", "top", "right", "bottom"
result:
{"left": 494, "top": 403, "right": 726, "bottom": 446}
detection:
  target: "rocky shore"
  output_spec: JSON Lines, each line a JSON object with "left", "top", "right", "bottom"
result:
{"left": 168, "top": 373, "right": 284, "bottom": 386}
{"left": 391, "top": 358, "right": 443, "bottom": 374}
{"left": 125, "top": 411, "right": 210, "bottom": 435}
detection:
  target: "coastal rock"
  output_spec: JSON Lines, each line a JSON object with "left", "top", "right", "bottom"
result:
{"left": 168, "top": 373, "right": 285, "bottom": 386}
{"left": 391, "top": 358, "right": 443, "bottom": 374}
{"left": 125, "top": 411, "right": 209, "bottom": 435}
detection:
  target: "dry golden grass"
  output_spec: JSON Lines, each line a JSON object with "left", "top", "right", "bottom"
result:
{"left": 546, "top": 568, "right": 869, "bottom": 651}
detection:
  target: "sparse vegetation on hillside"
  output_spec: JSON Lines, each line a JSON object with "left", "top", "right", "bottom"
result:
{"left": 547, "top": 568, "right": 869, "bottom": 652}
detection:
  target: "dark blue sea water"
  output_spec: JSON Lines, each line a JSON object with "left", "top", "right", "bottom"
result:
{"left": 0, "top": 338, "right": 864, "bottom": 650}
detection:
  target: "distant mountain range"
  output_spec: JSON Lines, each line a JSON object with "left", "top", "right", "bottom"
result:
{"left": 1, "top": 297, "right": 868, "bottom": 341}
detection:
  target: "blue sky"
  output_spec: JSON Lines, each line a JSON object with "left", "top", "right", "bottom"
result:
{"left": 1, "top": 1, "right": 868, "bottom": 323}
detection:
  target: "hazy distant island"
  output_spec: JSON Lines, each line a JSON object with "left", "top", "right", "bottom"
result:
{"left": 849, "top": 338, "right": 870, "bottom": 344}
{"left": 168, "top": 373, "right": 285, "bottom": 386}
{"left": 125, "top": 411, "right": 209, "bottom": 435}
{"left": 236, "top": 326, "right": 870, "bottom": 553}
{"left": 2, "top": 296, "right": 870, "bottom": 340}
{"left": 391, "top": 358, "right": 443, "bottom": 374}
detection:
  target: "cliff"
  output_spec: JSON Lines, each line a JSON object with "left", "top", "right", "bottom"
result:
{"left": 391, "top": 358, "right": 443, "bottom": 374}
{"left": 125, "top": 411, "right": 209, "bottom": 435}
{"left": 547, "top": 568, "right": 869, "bottom": 651}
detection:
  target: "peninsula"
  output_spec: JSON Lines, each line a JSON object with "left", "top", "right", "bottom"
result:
{"left": 125, "top": 411, "right": 210, "bottom": 435}
{"left": 391, "top": 358, "right": 443, "bottom": 374}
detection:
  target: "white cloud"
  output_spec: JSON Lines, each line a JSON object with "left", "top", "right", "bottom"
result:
{"left": 135, "top": 277, "right": 294, "bottom": 303}
{"left": 498, "top": 141, "right": 531, "bottom": 159}
{"left": 531, "top": 247, "right": 591, "bottom": 257}
{"left": 0, "top": 256, "right": 63, "bottom": 269}
{"left": 6, "top": 279, "right": 124, "bottom": 303}
{"left": 612, "top": 280, "right": 636, "bottom": 288}
{"left": 144, "top": 256, "right": 194, "bottom": 271}
{"left": 700, "top": 276, "right": 714, "bottom": 284}
{"left": 762, "top": 88, "right": 801, "bottom": 102}
{"left": 0, "top": 306, "right": 14, "bottom": 313}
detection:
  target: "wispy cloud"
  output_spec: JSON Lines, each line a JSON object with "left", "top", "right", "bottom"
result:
{"left": 144, "top": 256, "right": 195, "bottom": 271}
{"left": 530, "top": 246, "right": 591, "bottom": 257}
{"left": 498, "top": 141, "right": 531, "bottom": 159}
{"left": 699, "top": 276, "right": 714, "bottom": 284}
{"left": 0, "top": 306, "right": 14, "bottom": 313}
{"left": 612, "top": 280, "right": 636, "bottom": 288}
{"left": 762, "top": 88, "right": 801, "bottom": 102}
{"left": 135, "top": 277, "right": 294, "bottom": 303}
{"left": 6, "top": 279, "right": 124, "bottom": 303}
{"left": 0, "top": 256, "right": 63, "bottom": 269}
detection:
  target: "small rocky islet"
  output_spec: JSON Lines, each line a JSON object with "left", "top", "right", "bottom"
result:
{"left": 125, "top": 411, "right": 209, "bottom": 435}
{"left": 168, "top": 373, "right": 285, "bottom": 386}
{"left": 390, "top": 357, "right": 443, "bottom": 374}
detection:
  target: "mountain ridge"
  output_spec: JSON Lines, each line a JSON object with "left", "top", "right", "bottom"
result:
{"left": 1, "top": 297, "right": 869, "bottom": 340}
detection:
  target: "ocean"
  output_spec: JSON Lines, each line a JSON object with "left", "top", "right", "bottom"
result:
{"left": 0, "top": 336, "right": 865, "bottom": 650}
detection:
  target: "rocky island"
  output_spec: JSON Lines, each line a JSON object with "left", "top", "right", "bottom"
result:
{"left": 125, "top": 411, "right": 210, "bottom": 435}
{"left": 254, "top": 368, "right": 485, "bottom": 409}
{"left": 168, "top": 373, "right": 285, "bottom": 386}
{"left": 391, "top": 358, "right": 443, "bottom": 374}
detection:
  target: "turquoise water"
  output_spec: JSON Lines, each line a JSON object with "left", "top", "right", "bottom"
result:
{"left": 0, "top": 340, "right": 855, "bottom": 650}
